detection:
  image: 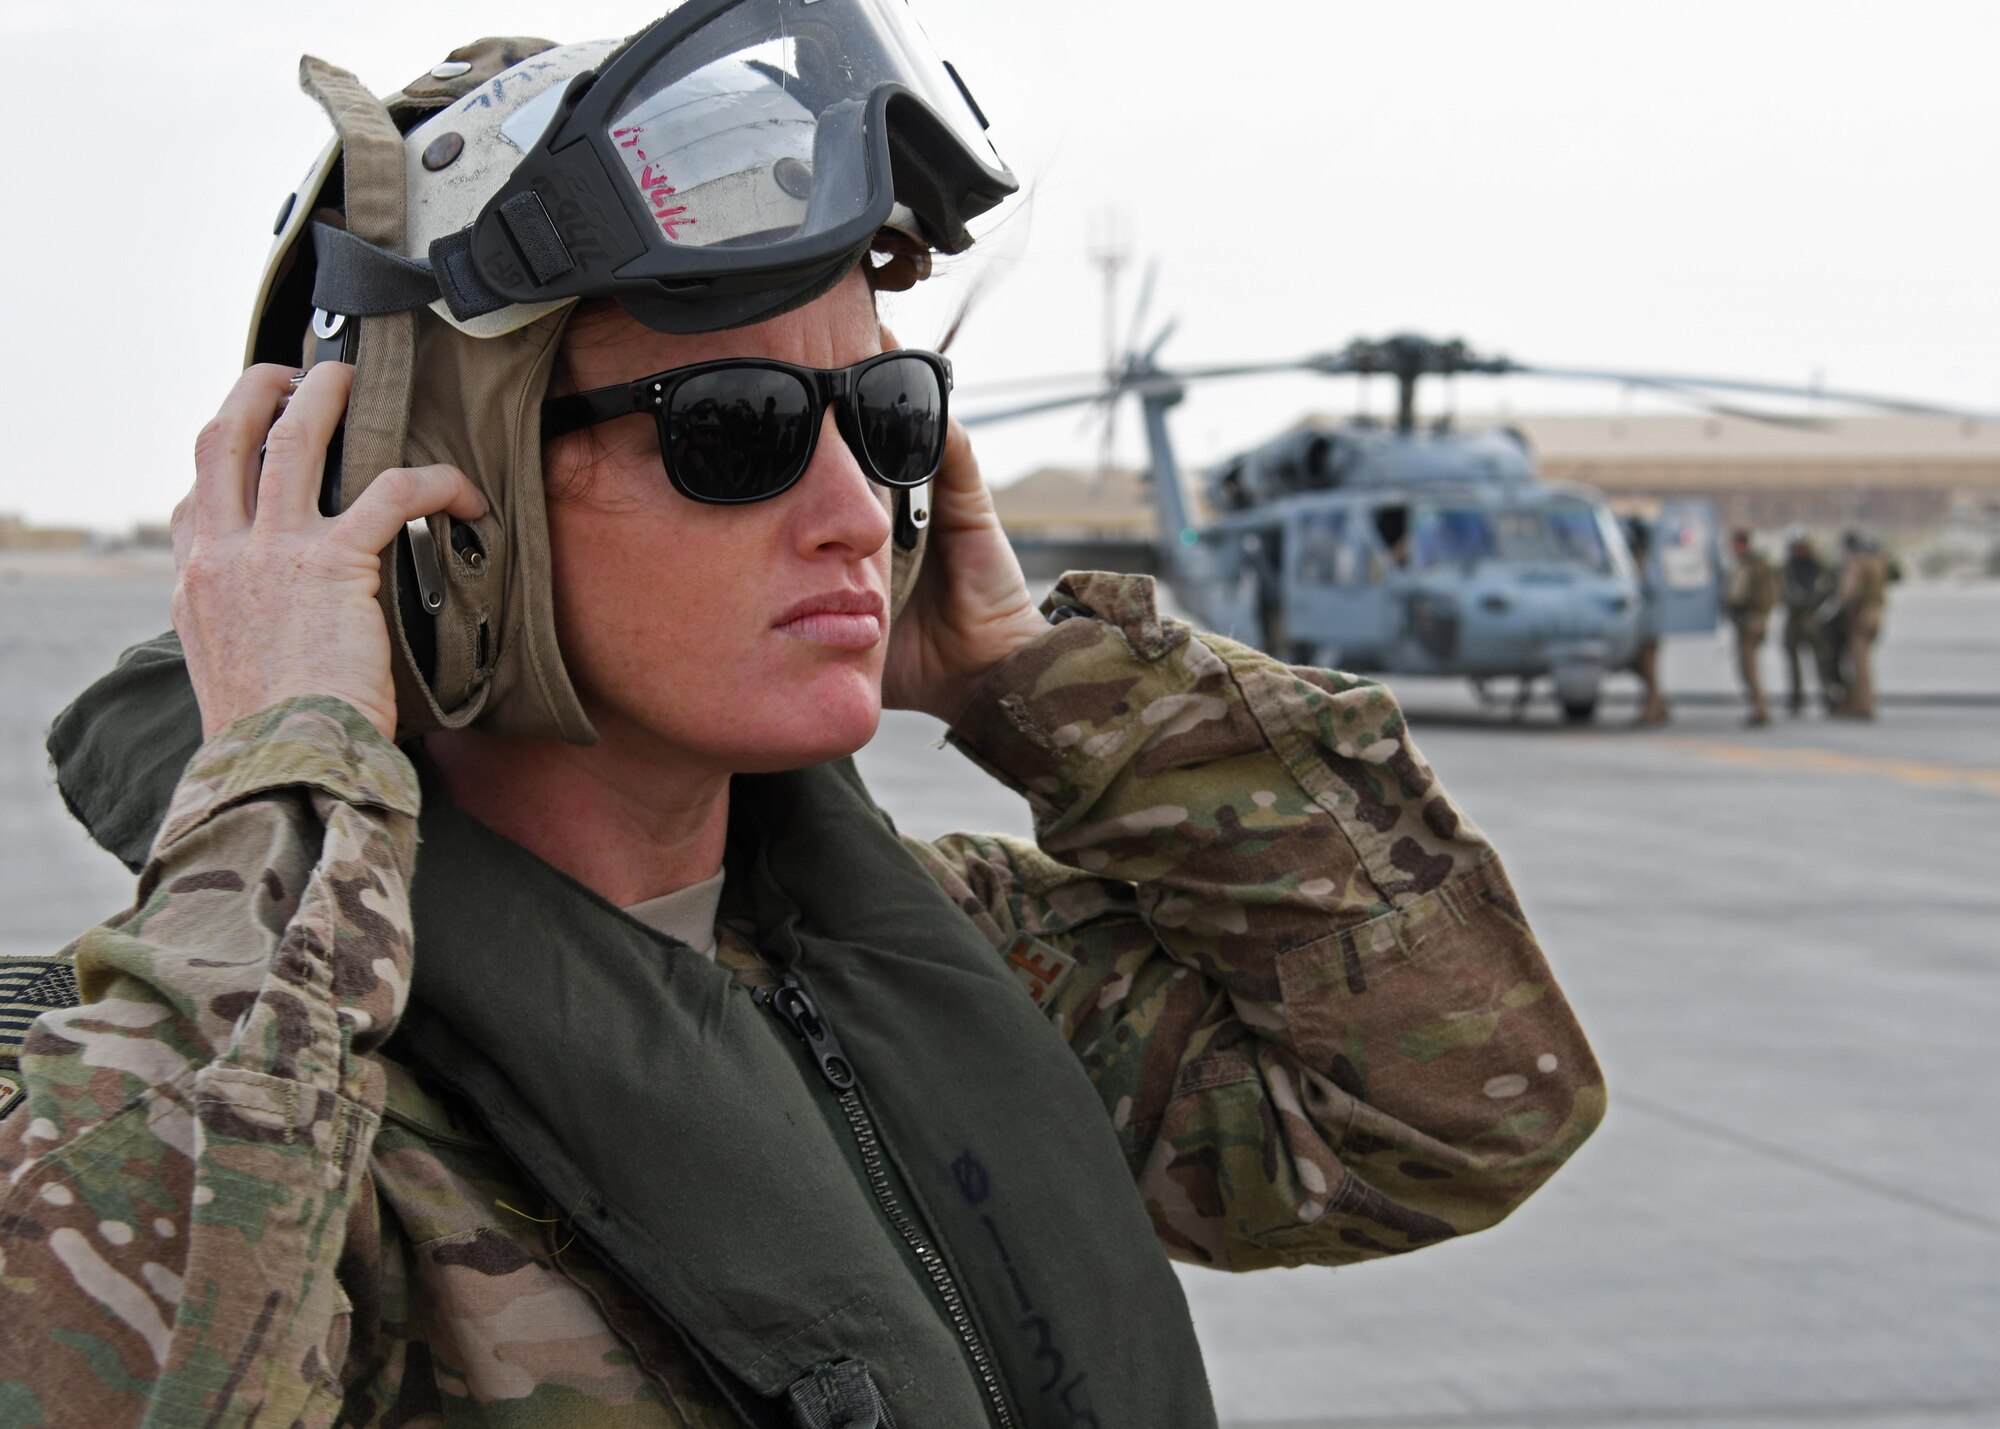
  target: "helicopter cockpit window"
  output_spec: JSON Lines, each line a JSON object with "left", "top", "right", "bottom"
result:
{"left": 1411, "top": 508, "right": 1498, "bottom": 569}
{"left": 1486, "top": 505, "right": 1615, "bottom": 572}
{"left": 1542, "top": 503, "right": 1614, "bottom": 572}
{"left": 1372, "top": 506, "right": 1411, "bottom": 569}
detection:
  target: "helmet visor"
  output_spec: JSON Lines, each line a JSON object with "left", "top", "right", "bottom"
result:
{"left": 603, "top": 0, "right": 1005, "bottom": 252}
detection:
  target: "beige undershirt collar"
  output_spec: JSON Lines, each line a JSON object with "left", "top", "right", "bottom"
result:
{"left": 622, "top": 868, "right": 725, "bottom": 960}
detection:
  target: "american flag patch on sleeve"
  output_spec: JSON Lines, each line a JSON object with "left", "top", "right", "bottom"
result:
{"left": 0, "top": 956, "right": 81, "bottom": 1071}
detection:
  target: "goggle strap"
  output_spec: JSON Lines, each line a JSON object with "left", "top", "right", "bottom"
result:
{"left": 427, "top": 230, "right": 513, "bottom": 322}
{"left": 308, "top": 220, "right": 520, "bottom": 326}
{"left": 309, "top": 222, "right": 443, "bottom": 317}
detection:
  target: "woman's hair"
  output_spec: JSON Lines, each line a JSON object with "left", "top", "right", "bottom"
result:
{"left": 542, "top": 297, "right": 644, "bottom": 505}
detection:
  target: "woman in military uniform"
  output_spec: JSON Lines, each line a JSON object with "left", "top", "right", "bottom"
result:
{"left": 0, "top": 8, "right": 1603, "bottom": 1425}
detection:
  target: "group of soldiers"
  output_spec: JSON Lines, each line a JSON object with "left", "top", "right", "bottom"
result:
{"left": 1727, "top": 528, "right": 1891, "bottom": 725}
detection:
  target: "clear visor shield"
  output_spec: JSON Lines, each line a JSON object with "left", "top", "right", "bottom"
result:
{"left": 603, "top": 0, "right": 1003, "bottom": 251}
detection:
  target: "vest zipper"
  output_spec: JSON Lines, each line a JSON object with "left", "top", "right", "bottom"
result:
{"left": 757, "top": 975, "right": 1018, "bottom": 1429}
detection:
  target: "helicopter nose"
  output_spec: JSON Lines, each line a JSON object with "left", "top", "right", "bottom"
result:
{"left": 1469, "top": 583, "right": 1616, "bottom": 666}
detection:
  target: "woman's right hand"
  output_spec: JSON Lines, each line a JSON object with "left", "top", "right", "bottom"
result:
{"left": 172, "top": 362, "right": 487, "bottom": 742}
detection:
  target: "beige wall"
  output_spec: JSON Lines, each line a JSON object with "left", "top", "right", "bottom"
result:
{"left": 0, "top": 516, "right": 91, "bottom": 552}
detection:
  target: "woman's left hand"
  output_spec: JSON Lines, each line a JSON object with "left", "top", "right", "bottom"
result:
{"left": 881, "top": 416, "right": 1049, "bottom": 724}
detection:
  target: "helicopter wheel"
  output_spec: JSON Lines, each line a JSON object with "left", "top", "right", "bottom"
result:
{"left": 1560, "top": 695, "right": 1599, "bottom": 724}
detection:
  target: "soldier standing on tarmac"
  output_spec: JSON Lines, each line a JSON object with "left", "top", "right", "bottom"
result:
{"left": 1831, "top": 531, "right": 1891, "bottom": 719}
{"left": 1725, "top": 528, "right": 1779, "bottom": 726}
{"left": 1779, "top": 529, "right": 1833, "bottom": 716}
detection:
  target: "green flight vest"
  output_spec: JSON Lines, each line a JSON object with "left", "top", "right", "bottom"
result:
{"left": 46, "top": 635, "right": 1218, "bottom": 1429}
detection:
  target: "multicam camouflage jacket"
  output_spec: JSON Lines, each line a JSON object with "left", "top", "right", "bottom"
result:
{"left": 1726, "top": 551, "right": 1781, "bottom": 624}
{"left": 0, "top": 572, "right": 1603, "bottom": 1427}
{"left": 1781, "top": 553, "right": 1833, "bottom": 621}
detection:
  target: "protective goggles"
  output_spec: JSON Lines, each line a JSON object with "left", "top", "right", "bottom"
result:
{"left": 542, "top": 349, "right": 951, "bottom": 504}
{"left": 459, "top": 0, "right": 1016, "bottom": 332}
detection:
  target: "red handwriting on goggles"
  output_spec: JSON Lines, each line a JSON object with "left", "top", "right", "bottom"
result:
{"left": 614, "top": 126, "right": 695, "bottom": 241}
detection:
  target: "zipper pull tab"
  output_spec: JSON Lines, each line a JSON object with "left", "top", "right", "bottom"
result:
{"left": 760, "top": 976, "right": 858, "bottom": 1091}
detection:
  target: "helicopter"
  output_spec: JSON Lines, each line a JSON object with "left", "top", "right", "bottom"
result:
{"left": 961, "top": 332, "right": 1982, "bottom": 722}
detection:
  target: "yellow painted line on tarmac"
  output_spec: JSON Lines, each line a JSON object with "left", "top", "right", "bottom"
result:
{"left": 1665, "top": 740, "right": 2000, "bottom": 798}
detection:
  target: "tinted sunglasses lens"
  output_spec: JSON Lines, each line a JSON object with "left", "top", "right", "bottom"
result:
{"left": 666, "top": 369, "right": 814, "bottom": 501}
{"left": 854, "top": 357, "right": 945, "bottom": 487}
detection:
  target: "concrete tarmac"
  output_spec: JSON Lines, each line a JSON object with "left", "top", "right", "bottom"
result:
{"left": 3, "top": 559, "right": 1996, "bottom": 1427}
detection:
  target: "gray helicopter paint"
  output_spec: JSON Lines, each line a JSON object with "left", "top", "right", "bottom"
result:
{"left": 1186, "top": 470, "right": 1652, "bottom": 684}
{"left": 1144, "top": 386, "right": 1686, "bottom": 711}
{"left": 1210, "top": 424, "right": 1539, "bottom": 504}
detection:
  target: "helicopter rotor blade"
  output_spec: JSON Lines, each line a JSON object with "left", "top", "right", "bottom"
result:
{"left": 1157, "top": 354, "right": 1359, "bottom": 383}
{"left": 1606, "top": 378, "right": 1833, "bottom": 432}
{"left": 1512, "top": 364, "right": 1994, "bottom": 421}
{"left": 959, "top": 338, "right": 1996, "bottom": 441}
{"left": 962, "top": 387, "right": 1127, "bottom": 427}
{"left": 959, "top": 353, "right": 1371, "bottom": 426}
{"left": 1139, "top": 316, "right": 1180, "bottom": 369}
{"left": 951, "top": 369, "right": 1113, "bottom": 397}
{"left": 1120, "top": 259, "right": 1161, "bottom": 374}
{"left": 1093, "top": 267, "right": 1160, "bottom": 483}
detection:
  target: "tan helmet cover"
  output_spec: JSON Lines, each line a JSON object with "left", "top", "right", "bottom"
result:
{"left": 264, "top": 38, "right": 929, "bottom": 746}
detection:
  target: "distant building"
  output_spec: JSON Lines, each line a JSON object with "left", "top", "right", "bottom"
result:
{"left": 1515, "top": 413, "right": 2000, "bottom": 531}
{"left": 0, "top": 514, "right": 91, "bottom": 552}
{"left": 989, "top": 464, "right": 1164, "bottom": 537}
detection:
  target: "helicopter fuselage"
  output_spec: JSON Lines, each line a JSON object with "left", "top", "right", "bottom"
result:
{"left": 1161, "top": 416, "right": 1712, "bottom": 717}
{"left": 1195, "top": 479, "right": 1638, "bottom": 670}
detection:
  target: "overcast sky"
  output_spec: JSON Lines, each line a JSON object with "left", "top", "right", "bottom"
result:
{"left": 2, "top": 0, "right": 1994, "bottom": 528}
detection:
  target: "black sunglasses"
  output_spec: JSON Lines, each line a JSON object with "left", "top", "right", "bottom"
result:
{"left": 541, "top": 349, "right": 952, "bottom": 506}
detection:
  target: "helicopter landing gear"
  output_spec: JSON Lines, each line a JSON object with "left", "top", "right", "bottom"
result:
{"left": 1471, "top": 675, "right": 1596, "bottom": 723}
{"left": 1468, "top": 676, "right": 1532, "bottom": 719}
{"left": 1552, "top": 661, "right": 1605, "bottom": 724}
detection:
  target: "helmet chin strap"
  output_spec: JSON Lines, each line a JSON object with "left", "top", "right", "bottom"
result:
{"left": 299, "top": 58, "right": 455, "bottom": 739}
